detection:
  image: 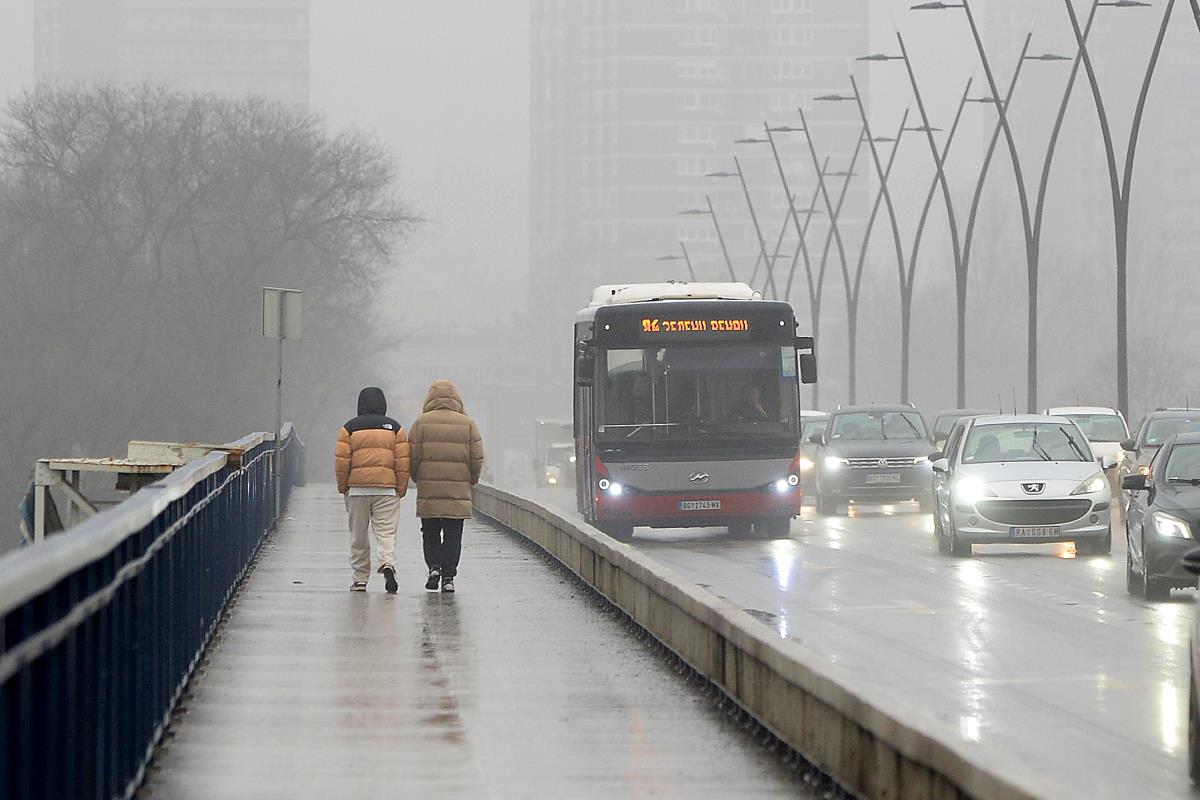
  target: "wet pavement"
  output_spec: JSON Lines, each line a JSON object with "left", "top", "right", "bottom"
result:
{"left": 527, "top": 487, "right": 1200, "bottom": 799}
{"left": 142, "top": 486, "right": 813, "bottom": 799}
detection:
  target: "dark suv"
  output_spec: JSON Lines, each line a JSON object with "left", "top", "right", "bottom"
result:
{"left": 810, "top": 404, "right": 935, "bottom": 516}
{"left": 1120, "top": 409, "right": 1200, "bottom": 493}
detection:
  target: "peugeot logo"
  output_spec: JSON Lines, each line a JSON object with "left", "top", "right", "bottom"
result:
{"left": 1022, "top": 482, "right": 1045, "bottom": 495}
{"left": 689, "top": 472, "right": 711, "bottom": 484}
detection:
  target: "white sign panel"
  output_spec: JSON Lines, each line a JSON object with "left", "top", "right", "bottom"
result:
{"left": 263, "top": 287, "right": 303, "bottom": 341}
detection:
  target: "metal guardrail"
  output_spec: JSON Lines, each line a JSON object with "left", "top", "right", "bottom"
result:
{"left": 0, "top": 426, "right": 305, "bottom": 800}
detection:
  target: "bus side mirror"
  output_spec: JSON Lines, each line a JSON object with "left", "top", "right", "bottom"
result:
{"left": 798, "top": 352, "right": 817, "bottom": 385}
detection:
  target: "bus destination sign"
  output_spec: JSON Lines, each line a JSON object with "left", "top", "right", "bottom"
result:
{"left": 641, "top": 318, "right": 750, "bottom": 334}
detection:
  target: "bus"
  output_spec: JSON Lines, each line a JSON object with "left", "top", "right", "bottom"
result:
{"left": 573, "top": 282, "right": 816, "bottom": 542}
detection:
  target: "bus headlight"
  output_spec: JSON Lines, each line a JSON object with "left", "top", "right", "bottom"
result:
{"left": 787, "top": 474, "right": 800, "bottom": 486}
{"left": 598, "top": 478, "right": 610, "bottom": 491}
{"left": 608, "top": 482, "right": 624, "bottom": 496}
{"left": 774, "top": 479, "right": 790, "bottom": 493}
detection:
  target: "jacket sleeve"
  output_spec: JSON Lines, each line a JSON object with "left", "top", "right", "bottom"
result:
{"left": 334, "top": 427, "right": 352, "bottom": 494}
{"left": 468, "top": 421, "right": 485, "bottom": 485}
{"left": 394, "top": 427, "right": 411, "bottom": 497}
{"left": 408, "top": 421, "right": 423, "bottom": 482}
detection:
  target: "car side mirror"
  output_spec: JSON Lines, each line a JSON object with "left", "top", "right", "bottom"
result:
{"left": 1182, "top": 548, "right": 1200, "bottom": 577}
{"left": 807, "top": 432, "right": 825, "bottom": 446}
{"left": 1121, "top": 474, "right": 1148, "bottom": 491}
{"left": 1100, "top": 455, "right": 1117, "bottom": 471}
{"left": 931, "top": 458, "right": 949, "bottom": 473}
{"left": 1121, "top": 438, "right": 1137, "bottom": 453}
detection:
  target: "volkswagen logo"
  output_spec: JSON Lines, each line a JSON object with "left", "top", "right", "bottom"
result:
{"left": 877, "top": 458, "right": 888, "bottom": 469}
{"left": 1021, "top": 482, "right": 1045, "bottom": 495}
{"left": 689, "top": 472, "right": 710, "bottom": 484}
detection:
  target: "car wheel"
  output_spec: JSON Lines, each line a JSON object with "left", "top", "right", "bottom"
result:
{"left": 816, "top": 493, "right": 838, "bottom": 517}
{"left": 948, "top": 513, "right": 972, "bottom": 558}
{"left": 1144, "top": 574, "right": 1171, "bottom": 601}
{"left": 1125, "top": 529, "right": 1144, "bottom": 596}
{"left": 933, "top": 505, "right": 951, "bottom": 555}
{"left": 1093, "top": 524, "right": 1112, "bottom": 556}
{"left": 1190, "top": 669, "right": 1200, "bottom": 784}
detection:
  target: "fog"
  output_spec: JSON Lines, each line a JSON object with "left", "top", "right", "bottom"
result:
{"left": 2, "top": 0, "right": 1198, "bottom": 545}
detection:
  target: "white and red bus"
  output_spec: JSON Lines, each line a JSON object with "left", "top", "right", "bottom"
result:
{"left": 573, "top": 283, "right": 817, "bottom": 542}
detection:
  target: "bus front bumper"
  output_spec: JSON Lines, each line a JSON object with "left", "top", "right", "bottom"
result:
{"left": 595, "top": 488, "right": 802, "bottom": 529}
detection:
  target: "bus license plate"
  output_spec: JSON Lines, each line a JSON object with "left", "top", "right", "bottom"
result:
{"left": 679, "top": 500, "right": 721, "bottom": 511}
{"left": 1011, "top": 526, "right": 1060, "bottom": 539}
{"left": 865, "top": 473, "right": 901, "bottom": 485}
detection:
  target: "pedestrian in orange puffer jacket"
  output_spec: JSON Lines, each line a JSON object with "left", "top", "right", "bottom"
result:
{"left": 334, "top": 387, "right": 410, "bottom": 593}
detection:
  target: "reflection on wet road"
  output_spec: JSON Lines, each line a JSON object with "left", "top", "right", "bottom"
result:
{"left": 528, "top": 488, "right": 1200, "bottom": 799}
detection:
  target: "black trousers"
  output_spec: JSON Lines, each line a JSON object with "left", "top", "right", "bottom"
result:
{"left": 421, "top": 518, "right": 464, "bottom": 578}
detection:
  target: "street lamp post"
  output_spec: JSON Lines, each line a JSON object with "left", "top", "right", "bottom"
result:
{"left": 680, "top": 199, "right": 736, "bottom": 281}
{"left": 1063, "top": 0, "right": 1177, "bottom": 419}
{"left": 655, "top": 242, "right": 696, "bottom": 281}
{"left": 706, "top": 158, "right": 777, "bottom": 298}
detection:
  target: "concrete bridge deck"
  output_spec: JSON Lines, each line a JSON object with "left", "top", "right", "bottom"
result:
{"left": 142, "top": 486, "right": 812, "bottom": 799}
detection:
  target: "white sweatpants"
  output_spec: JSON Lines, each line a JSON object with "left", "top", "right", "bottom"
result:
{"left": 344, "top": 494, "right": 399, "bottom": 582}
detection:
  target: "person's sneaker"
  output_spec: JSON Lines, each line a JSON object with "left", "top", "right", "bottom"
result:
{"left": 349, "top": 581, "right": 367, "bottom": 592}
{"left": 441, "top": 577, "right": 455, "bottom": 594}
{"left": 424, "top": 568, "right": 441, "bottom": 591}
{"left": 382, "top": 566, "right": 398, "bottom": 594}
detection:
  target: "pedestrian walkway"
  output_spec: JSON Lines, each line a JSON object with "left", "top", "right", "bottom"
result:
{"left": 142, "top": 486, "right": 809, "bottom": 799}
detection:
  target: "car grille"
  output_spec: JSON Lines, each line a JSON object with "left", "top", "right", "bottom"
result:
{"left": 975, "top": 499, "right": 1092, "bottom": 526}
{"left": 846, "top": 457, "right": 921, "bottom": 469}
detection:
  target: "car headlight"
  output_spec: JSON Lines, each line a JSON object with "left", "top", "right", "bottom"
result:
{"left": 1070, "top": 472, "right": 1107, "bottom": 496}
{"left": 798, "top": 457, "right": 814, "bottom": 473}
{"left": 823, "top": 456, "right": 846, "bottom": 472}
{"left": 954, "top": 476, "right": 989, "bottom": 504}
{"left": 1137, "top": 464, "right": 1151, "bottom": 477}
{"left": 1152, "top": 511, "right": 1193, "bottom": 539}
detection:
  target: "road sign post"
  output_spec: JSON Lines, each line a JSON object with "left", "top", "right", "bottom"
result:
{"left": 263, "top": 287, "right": 302, "bottom": 520}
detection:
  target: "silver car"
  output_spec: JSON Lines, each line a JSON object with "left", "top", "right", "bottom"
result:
{"left": 931, "top": 415, "right": 1114, "bottom": 557}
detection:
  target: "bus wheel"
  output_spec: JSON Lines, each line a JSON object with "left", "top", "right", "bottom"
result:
{"left": 600, "top": 522, "right": 634, "bottom": 543}
{"left": 754, "top": 517, "right": 792, "bottom": 539}
{"left": 727, "top": 520, "right": 753, "bottom": 538}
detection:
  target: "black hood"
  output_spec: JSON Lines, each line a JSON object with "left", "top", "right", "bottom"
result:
{"left": 357, "top": 386, "right": 387, "bottom": 416}
{"left": 826, "top": 438, "right": 933, "bottom": 459}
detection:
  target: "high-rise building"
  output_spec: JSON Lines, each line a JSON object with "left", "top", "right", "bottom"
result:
{"left": 531, "top": 0, "right": 871, "bottom": 320}
{"left": 34, "top": 0, "right": 309, "bottom": 106}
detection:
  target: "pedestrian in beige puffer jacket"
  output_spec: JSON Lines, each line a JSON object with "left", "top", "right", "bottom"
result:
{"left": 409, "top": 380, "right": 484, "bottom": 593}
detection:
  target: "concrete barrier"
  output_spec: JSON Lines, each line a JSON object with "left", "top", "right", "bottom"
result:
{"left": 474, "top": 485, "right": 1058, "bottom": 800}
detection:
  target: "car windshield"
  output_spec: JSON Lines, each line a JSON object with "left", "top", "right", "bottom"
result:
{"left": 1165, "top": 445, "right": 1200, "bottom": 482}
{"left": 1063, "top": 413, "right": 1127, "bottom": 443}
{"left": 1144, "top": 417, "right": 1200, "bottom": 447}
{"left": 829, "top": 412, "right": 927, "bottom": 441}
{"left": 597, "top": 345, "right": 799, "bottom": 444}
{"left": 962, "top": 422, "right": 1092, "bottom": 464}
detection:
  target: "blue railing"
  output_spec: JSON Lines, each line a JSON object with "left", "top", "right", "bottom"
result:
{"left": 0, "top": 427, "right": 304, "bottom": 800}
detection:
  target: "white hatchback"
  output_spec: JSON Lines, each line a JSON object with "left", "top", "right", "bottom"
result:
{"left": 1044, "top": 406, "right": 1129, "bottom": 473}
{"left": 932, "top": 415, "right": 1114, "bottom": 557}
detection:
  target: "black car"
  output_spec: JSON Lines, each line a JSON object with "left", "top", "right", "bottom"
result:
{"left": 1123, "top": 432, "right": 1200, "bottom": 600}
{"left": 810, "top": 404, "right": 934, "bottom": 516}
{"left": 1120, "top": 409, "right": 1200, "bottom": 492}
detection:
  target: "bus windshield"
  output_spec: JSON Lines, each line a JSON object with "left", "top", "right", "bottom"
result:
{"left": 597, "top": 344, "right": 799, "bottom": 446}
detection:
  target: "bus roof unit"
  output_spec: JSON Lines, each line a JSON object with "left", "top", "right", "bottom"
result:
{"left": 590, "top": 282, "right": 761, "bottom": 307}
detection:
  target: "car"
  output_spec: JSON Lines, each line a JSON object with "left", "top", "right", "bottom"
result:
{"left": 930, "top": 408, "right": 997, "bottom": 451}
{"left": 1045, "top": 406, "right": 1128, "bottom": 478}
{"left": 1122, "top": 432, "right": 1200, "bottom": 600}
{"left": 798, "top": 410, "right": 829, "bottom": 500}
{"left": 1120, "top": 409, "right": 1200, "bottom": 491}
{"left": 930, "top": 414, "right": 1114, "bottom": 557}
{"left": 810, "top": 404, "right": 934, "bottom": 516}
{"left": 1181, "top": 547, "right": 1200, "bottom": 782}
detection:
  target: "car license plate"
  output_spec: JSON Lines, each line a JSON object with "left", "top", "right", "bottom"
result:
{"left": 679, "top": 500, "right": 721, "bottom": 511}
{"left": 865, "top": 473, "right": 901, "bottom": 485}
{"left": 1011, "top": 526, "right": 1060, "bottom": 539}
